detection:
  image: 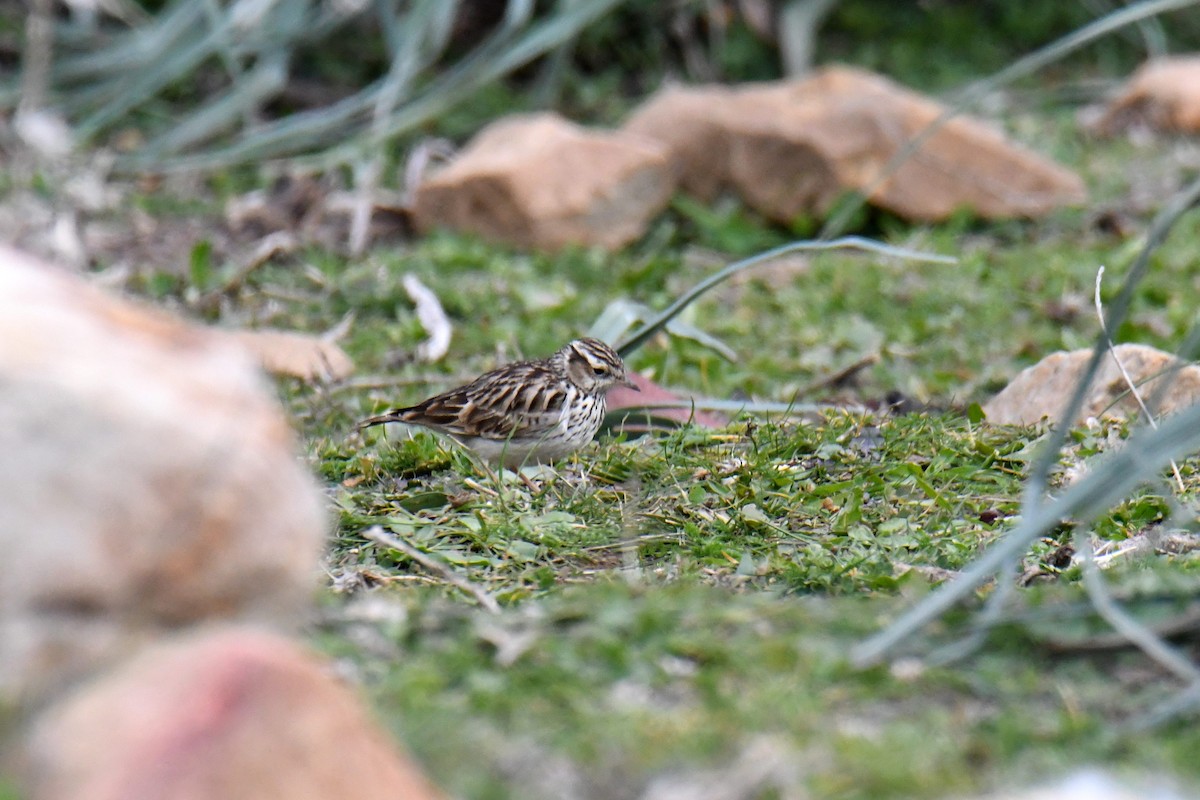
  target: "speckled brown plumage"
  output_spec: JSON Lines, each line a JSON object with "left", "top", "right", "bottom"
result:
{"left": 359, "top": 338, "right": 636, "bottom": 467}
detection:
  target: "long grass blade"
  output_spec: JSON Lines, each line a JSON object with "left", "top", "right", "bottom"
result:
{"left": 140, "top": 56, "right": 288, "bottom": 156}
{"left": 852, "top": 173, "right": 1200, "bottom": 667}
{"left": 123, "top": 0, "right": 623, "bottom": 172}
{"left": 852, "top": 397, "right": 1200, "bottom": 667}
{"left": 615, "top": 237, "right": 955, "bottom": 357}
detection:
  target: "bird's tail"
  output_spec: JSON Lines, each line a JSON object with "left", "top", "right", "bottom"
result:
{"left": 357, "top": 410, "right": 405, "bottom": 430}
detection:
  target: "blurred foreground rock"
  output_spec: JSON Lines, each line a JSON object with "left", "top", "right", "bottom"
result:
{"left": 0, "top": 245, "right": 327, "bottom": 704}
{"left": 2, "top": 246, "right": 447, "bottom": 799}
{"left": 983, "top": 343, "right": 1200, "bottom": 426}
{"left": 413, "top": 112, "right": 675, "bottom": 250}
{"left": 1093, "top": 56, "right": 1200, "bottom": 135}
{"left": 625, "top": 66, "right": 1086, "bottom": 223}
{"left": 20, "top": 627, "right": 445, "bottom": 800}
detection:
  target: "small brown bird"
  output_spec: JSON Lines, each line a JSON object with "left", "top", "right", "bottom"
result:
{"left": 359, "top": 338, "right": 637, "bottom": 468}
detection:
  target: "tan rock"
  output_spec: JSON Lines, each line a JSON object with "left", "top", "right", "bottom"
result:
{"left": 983, "top": 343, "right": 1200, "bottom": 426}
{"left": 413, "top": 112, "right": 676, "bottom": 251}
{"left": 624, "top": 67, "right": 1086, "bottom": 222}
{"left": 623, "top": 84, "right": 742, "bottom": 201}
{"left": 1094, "top": 56, "right": 1200, "bottom": 135}
{"left": 20, "top": 627, "right": 446, "bottom": 800}
{"left": 0, "top": 246, "right": 327, "bottom": 705}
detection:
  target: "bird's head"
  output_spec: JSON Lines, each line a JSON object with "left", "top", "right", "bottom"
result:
{"left": 558, "top": 338, "right": 637, "bottom": 394}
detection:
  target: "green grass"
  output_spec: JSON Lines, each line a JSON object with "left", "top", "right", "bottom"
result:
{"left": 69, "top": 107, "right": 1200, "bottom": 797}
{"left": 329, "top": 412, "right": 1036, "bottom": 601}
{"left": 314, "top": 578, "right": 1200, "bottom": 800}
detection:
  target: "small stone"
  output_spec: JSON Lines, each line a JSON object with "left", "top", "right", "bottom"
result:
{"left": 413, "top": 112, "right": 676, "bottom": 251}
{"left": 983, "top": 343, "right": 1200, "bottom": 426}
{"left": 1092, "top": 56, "right": 1200, "bottom": 135}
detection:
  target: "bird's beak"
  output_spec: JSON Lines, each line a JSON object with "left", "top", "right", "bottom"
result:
{"left": 621, "top": 375, "right": 640, "bottom": 391}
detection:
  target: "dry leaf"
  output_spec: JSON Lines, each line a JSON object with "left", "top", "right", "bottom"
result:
{"left": 217, "top": 328, "right": 354, "bottom": 382}
{"left": 608, "top": 372, "right": 727, "bottom": 429}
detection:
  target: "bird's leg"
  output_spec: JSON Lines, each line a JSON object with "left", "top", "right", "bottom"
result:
{"left": 518, "top": 469, "right": 541, "bottom": 493}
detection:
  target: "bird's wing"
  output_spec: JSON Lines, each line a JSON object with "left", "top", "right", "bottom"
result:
{"left": 400, "top": 363, "right": 566, "bottom": 440}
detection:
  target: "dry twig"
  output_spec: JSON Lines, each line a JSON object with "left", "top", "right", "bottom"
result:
{"left": 363, "top": 525, "right": 501, "bottom": 614}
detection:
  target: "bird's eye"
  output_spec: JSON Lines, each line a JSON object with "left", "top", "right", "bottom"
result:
{"left": 592, "top": 366, "right": 607, "bottom": 376}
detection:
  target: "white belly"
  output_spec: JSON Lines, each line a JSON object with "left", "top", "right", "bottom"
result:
{"left": 467, "top": 391, "right": 604, "bottom": 468}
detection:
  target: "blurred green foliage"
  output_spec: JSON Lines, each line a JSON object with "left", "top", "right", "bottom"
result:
{"left": 11, "top": 0, "right": 1198, "bottom": 158}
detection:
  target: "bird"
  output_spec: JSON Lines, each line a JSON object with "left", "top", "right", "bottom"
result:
{"left": 359, "top": 338, "right": 638, "bottom": 468}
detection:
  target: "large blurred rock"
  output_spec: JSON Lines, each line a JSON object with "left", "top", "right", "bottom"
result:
{"left": 624, "top": 66, "right": 1086, "bottom": 222}
{"left": 983, "top": 343, "right": 1200, "bottom": 426}
{"left": 20, "top": 627, "right": 445, "bottom": 800}
{"left": 0, "top": 246, "right": 327, "bottom": 704}
{"left": 1093, "top": 56, "right": 1200, "bottom": 135}
{"left": 413, "top": 112, "right": 676, "bottom": 251}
